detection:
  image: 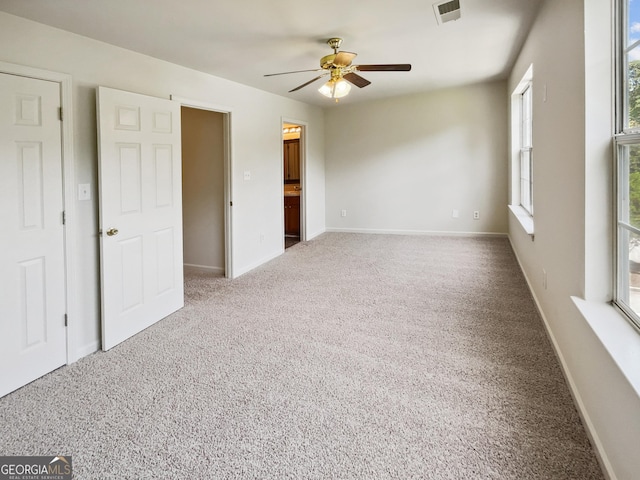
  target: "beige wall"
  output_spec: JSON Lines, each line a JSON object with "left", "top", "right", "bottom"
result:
{"left": 509, "top": 1, "right": 640, "bottom": 478}
{"left": 182, "top": 107, "right": 225, "bottom": 273}
{"left": 0, "top": 11, "right": 326, "bottom": 358}
{"left": 324, "top": 81, "right": 508, "bottom": 235}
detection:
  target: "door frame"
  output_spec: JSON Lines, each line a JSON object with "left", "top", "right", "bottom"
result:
{"left": 281, "top": 117, "right": 308, "bottom": 242}
{"left": 0, "top": 61, "right": 78, "bottom": 363}
{"left": 171, "top": 95, "right": 234, "bottom": 278}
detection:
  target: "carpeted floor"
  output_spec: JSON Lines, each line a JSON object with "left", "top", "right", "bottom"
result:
{"left": 0, "top": 233, "right": 604, "bottom": 479}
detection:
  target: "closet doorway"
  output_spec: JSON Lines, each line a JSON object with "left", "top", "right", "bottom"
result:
{"left": 181, "top": 106, "right": 228, "bottom": 276}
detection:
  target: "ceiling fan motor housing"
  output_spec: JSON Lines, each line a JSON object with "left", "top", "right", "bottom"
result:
{"left": 320, "top": 54, "right": 338, "bottom": 69}
{"left": 321, "top": 38, "right": 344, "bottom": 69}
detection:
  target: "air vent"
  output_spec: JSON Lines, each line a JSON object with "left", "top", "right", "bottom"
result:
{"left": 433, "top": 0, "right": 461, "bottom": 25}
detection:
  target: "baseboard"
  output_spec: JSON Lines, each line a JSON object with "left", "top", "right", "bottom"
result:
{"left": 184, "top": 263, "right": 224, "bottom": 275}
{"left": 305, "top": 228, "right": 326, "bottom": 241}
{"left": 232, "top": 249, "right": 283, "bottom": 278}
{"left": 506, "top": 236, "right": 615, "bottom": 480}
{"left": 74, "top": 340, "right": 100, "bottom": 360}
{"left": 326, "top": 227, "right": 507, "bottom": 237}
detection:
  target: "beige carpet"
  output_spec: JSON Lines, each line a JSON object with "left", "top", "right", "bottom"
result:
{"left": 0, "top": 233, "right": 604, "bottom": 479}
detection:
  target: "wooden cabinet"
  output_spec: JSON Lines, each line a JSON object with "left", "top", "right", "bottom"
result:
{"left": 283, "top": 139, "right": 300, "bottom": 181}
{"left": 283, "top": 138, "right": 300, "bottom": 236}
{"left": 284, "top": 195, "right": 300, "bottom": 236}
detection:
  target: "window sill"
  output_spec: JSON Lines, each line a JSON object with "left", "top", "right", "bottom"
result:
{"left": 508, "top": 205, "right": 534, "bottom": 236}
{"left": 571, "top": 297, "right": 640, "bottom": 398}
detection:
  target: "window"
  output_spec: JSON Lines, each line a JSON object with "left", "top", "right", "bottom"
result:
{"left": 615, "top": 0, "right": 640, "bottom": 328}
{"left": 520, "top": 84, "right": 533, "bottom": 214}
{"left": 509, "top": 65, "right": 534, "bottom": 234}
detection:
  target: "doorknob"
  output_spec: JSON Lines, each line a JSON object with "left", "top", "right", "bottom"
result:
{"left": 106, "top": 228, "right": 119, "bottom": 237}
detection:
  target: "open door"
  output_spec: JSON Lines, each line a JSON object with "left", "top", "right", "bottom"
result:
{"left": 97, "top": 87, "right": 184, "bottom": 350}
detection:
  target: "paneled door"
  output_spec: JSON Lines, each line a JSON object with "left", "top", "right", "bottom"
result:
{"left": 97, "top": 87, "right": 184, "bottom": 350}
{"left": 0, "top": 73, "right": 67, "bottom": 397}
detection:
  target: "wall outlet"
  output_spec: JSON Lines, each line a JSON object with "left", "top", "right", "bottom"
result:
{"left": 243, "top": 170, "right": 251, "bottom": 181}
{"left": 452, "top": 209, "right": 459, "bottom": 218}
{"left": 473, "top": 211, "right": 480, "bottom": 220}
{"left": 341, "top": 209, "right": 347, "bottom": 217}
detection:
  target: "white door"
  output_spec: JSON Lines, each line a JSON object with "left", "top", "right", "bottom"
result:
{"left": 0, "top": 74, "right": 67, "bottom": 397}
{"left": 97, "top": 87, "right": 184, "bottom": 350}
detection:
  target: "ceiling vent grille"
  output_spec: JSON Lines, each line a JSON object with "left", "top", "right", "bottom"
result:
{"left": 433, "top": 0, "right": 461, "bottom": 25}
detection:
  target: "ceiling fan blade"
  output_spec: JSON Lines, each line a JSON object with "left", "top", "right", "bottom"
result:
{"left": 333, "top": 51, "right": 357, "bottom": 67}
{"left": 343, "top": 72, "right": 371, "bottom": 88}
{"left": 356, "top": 64, "right": 412, "bottom": 72}
{"left": 264, "top": 68, "right": 323, "bottom": 77}
{"left": 288, "top": 74, "right": 327, "bottom": 92}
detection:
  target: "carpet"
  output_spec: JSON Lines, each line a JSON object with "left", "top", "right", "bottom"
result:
{"left": 0, "top": 233, "right": 604, "bottom": 479}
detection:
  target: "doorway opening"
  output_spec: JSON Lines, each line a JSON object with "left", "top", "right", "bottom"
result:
{"left": 283, "top": 122, "right": 303, "bottom": 249}
{"left": 181, "top": 106, "right": 230, "bottom": 277}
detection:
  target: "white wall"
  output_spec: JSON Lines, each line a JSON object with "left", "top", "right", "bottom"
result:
{"left": 0, "top": 12, "right": 325, "bottom": 358}
{"left": 182, "top": 107, "right": 225, "bottom": 273}
{"left": 508, "top": 1, "right": 640, "bottom": 479}
{"left": 324, "top": 82, "right": 508, "bottom": 235}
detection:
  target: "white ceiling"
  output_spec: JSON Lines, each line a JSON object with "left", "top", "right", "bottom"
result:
{"left": 0, "top": 0, "right": 543, "bottom": 107}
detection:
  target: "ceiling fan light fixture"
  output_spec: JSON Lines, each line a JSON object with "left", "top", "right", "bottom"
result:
{"left": 318, "top": 78, "right": 351, "bottom": 99}
{"left": 265, "top": 38, "right": 411, "bottom": 99}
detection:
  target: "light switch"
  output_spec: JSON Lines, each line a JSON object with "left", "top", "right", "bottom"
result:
{"left": 78, "top": 183, "right": 91, "bottom": 201}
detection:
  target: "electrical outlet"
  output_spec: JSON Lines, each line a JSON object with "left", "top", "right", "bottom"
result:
{"left": 243, "top": 171, "right": 251, "bottom": 181}
{"left": 473, "top": 211, "right": 480, "bottom": 220}
{"left": 452, "top": 209, "right": 459, "bottom": 218}
{"left": 341, "top": 209, "right": 347, "bottom": 217}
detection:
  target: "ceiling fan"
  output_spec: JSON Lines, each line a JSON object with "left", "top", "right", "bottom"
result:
{"left": 264, "top": 38, "right": 411, "bottom": 101}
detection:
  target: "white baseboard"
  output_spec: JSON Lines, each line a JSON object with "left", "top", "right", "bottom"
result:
{"left": 305, "top": 228, "right": 326, "bottom": 241}
{"left": 326, "top": 227, "right": 507, "bottom": 237}
{"left": 74, "top": 340, "right": 100, "bottom": 360}
{"left": 184, "top": 263, "right": 224, "bottom": 275}
{"left": 232, "top": 249, "right": 282, "bottom": 278}
{"left": 506, "top": 236, "right": 615, "bottom": 480}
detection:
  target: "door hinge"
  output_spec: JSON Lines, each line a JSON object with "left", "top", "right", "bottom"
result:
{"left": 62, "top": 211, "right": 66, "bottom": 225}
{"left": 64, "top": 313, "right": 68, "bottom": 327}
{"left": 58, "top": 107, "right": 63, "bottom": 121}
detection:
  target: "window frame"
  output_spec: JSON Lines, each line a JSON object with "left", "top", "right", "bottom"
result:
{"left": 509, "top": 65, "right": 534, "bottom": 235}
{"left": 614, "top": 0, "right": 640, "bottom": 330}
{"left": 520, "top": 84, "right": 533, "bottom": 214}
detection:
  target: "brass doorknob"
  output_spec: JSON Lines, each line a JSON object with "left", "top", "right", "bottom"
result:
{"left": 106, "top": 228, "right": 119, "bottom": 237}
